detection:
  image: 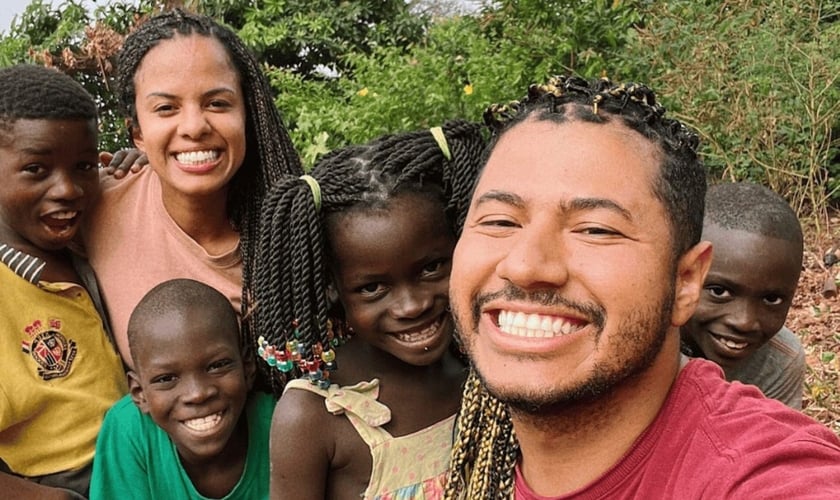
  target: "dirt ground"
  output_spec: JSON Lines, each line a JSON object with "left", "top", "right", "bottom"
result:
{"left": 789, "top": 226, "right": 840, "bottom": 435}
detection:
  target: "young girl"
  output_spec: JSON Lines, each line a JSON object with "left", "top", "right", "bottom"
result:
{"left": 82, "top": 9, "right": 302, "bottom": 372}
{"left": 252, "top": 121, "right": 486, "bottom": 499}
{"left": 91, "top": 279, "right": 274, "bottom": 499}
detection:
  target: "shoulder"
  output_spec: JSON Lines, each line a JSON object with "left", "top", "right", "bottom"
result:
{"left": 670, "top": 360, "right": 840, "bottom": 493}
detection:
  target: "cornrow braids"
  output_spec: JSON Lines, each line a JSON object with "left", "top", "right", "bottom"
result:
{"left": 252, "top": 119, "right": 486, "bottom": 395}
{"left": 485, "top": 75, "right": 706, "bottom": 260}
{"left": 0, "top": 64, "right": 97, "bottom": 132}
{"left": 115, "top": 9, "right": 303, "bottom": 355}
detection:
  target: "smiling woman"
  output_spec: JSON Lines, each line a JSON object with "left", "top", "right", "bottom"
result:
{"left": 80, "top": 9, "right": 302, "bottom": 372}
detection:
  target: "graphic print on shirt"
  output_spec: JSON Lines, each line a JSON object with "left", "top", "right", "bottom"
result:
{"left": 20, "top": 318, "right": 77, "bottom": 380}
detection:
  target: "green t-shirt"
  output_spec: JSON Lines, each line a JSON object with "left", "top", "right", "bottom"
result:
{"left": 90, "top": 392, "right": 275, "bottom": 499}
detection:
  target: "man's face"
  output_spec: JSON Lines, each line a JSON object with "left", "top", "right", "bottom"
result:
{"left": 450, "top": 117, "right": 696, "bottom": 412}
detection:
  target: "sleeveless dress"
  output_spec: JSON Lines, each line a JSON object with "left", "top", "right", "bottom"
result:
{"left": 284, "top": 378, "right": 455, "bottom": 499}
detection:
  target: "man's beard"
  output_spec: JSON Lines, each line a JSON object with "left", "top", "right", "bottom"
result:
{"left": 454, "top": 282, "right": 675, "bottom": 415}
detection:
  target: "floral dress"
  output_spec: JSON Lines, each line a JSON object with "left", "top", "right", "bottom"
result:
{"left": 284, "top": 378, "right": 455, "bottom": 499}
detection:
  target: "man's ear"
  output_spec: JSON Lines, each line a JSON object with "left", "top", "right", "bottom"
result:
{"left": 128, "top": 370, "right": 150, "bottom": 414}
{"left": 671, "top": 240, "right": 713, "bottom": 327}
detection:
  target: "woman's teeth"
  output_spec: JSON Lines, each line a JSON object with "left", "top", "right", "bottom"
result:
{"left": 175, "top": 150, "right": 219, "bottom": 164}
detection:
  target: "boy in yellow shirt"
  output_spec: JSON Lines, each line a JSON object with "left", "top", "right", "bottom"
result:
{"left": 0, "top": 64, "right": 126, "bottom": 499}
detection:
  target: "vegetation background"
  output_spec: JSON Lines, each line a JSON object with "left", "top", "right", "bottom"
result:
{"left": 1, "top": 0, "right": 837, "bottom": 432}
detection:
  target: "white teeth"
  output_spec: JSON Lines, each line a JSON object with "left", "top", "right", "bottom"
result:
{"left": 498, "top": 310, "right": 582, "bottom": 338}
{"left": 175, "top": 150, "right": 219, "bottom": 164}
{"left": 395, "top": 319, "right": 441, "bottom": 343}
{"left": 51, "top": 211, "right": 77, "bottom": 220}
{"left": 721, "top": 338, "right": 748, "bottom": 350}
{"left": 183, "top": 412, "right": 222, "bottom": 432}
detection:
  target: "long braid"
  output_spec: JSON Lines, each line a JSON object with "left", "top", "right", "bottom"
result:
{"left": 114, "top": 9, "right": 302, "bottom": 366}
{"left": 252, "top": 119, "right": 486, "bottom": 395}
{"left": 446, "top": 75, "right": 705, "bottom": 497}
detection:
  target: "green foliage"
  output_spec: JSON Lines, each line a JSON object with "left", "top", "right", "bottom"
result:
{"left": 0, "top": 0, "right": 152, "bottom": 151}
{"left": 233, "top": 0, "right": 428, "bottom": 79}
{"left": 2, "top": 0, "right": 838, "bottom": 234}
{"left": 629, "top": 0, "right": 840, "bottom": 229}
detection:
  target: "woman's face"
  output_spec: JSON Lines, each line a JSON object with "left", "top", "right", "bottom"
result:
{"left": 131, "top": 34, "right": 247, "bottom": 201}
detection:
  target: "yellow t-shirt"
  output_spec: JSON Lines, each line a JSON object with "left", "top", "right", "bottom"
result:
{"left": 0, "top": 249, "right": 127, "bottom": 477}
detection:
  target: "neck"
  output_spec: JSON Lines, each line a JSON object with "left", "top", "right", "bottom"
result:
{"left": 159, "top": 183, "right": 238, "bottom": 253}
{"left": 513, "top": 334, "right": 685, "bottom": 497}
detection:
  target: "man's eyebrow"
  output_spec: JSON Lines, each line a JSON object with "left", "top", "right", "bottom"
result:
{"left": 474, "top": 190, "right": 525, "bottom": 209}
{"left": 566, "top": 197, "right": 633, "bottom": 221}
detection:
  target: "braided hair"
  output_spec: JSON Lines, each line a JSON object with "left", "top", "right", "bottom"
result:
{"left": 114, "top": 9, "right": 303, "bottom": 349}
{"left": 252, "top": 119, "right": 486, "bottom": 396}
{"left": 444, "top": 75, "right": 706, "bottom": 500}
{"left": 0, "top": 64, "right": 97, "bottom": 133}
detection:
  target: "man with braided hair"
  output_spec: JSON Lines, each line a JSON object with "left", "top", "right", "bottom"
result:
{"left": 682, "top": 182, "right": 806, "bottom": 409}
{"left": 445, "top": 76, "right": 840, "bottom": 499}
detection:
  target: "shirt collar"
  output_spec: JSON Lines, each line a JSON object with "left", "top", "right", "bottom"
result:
{"left": 0, "top": 243, "right": 46, "bottom": 284}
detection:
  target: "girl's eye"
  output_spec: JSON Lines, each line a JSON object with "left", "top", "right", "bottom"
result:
{"left": 706, "top": 285, "right": 731, "bottom": 299}
{"left": 208, "top": 99, "right": 230, "bottom": 109}
{"left": 153, "top": 103, "right": 175, "bottom": 114}
{"left": 421, "top": 259, "right": 450, "bottom": 278}
{"left": 358, "top": 282, "right": 387, "bottom": 298}
{"left": 478, "top": 217, "right": 518, "bottom": 228}
{"left": 209, "top": 359, "right": 234, "bottom": 372}
{"left": 77, "top": 162, "right": 97, "bottom": 171}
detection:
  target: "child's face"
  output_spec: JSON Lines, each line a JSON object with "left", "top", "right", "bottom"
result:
{"left": 0, "top": 118, "right": 99, "bottom": 253}
{"left": 328, "top": 193, "right": 456, "bottom": 366}
{"left": 129, "top": 306, "right": 253, "bottom": 465}
{"left": 682, "top": 224, "right": 801, "bottom": 369}
{"left": 130, "top": 34, "right": 247, "bottom": 200}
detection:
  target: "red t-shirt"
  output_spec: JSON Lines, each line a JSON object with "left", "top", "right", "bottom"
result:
{"left": 515, "top": 359, "right": 840, "bottom": 499}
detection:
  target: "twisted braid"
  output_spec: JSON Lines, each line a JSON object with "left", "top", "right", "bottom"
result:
{"left": 485, "top": 75, "right": 705, "bottom": 259}
{"left": 114, "top": 9, "right": 302, "bottom": 366}
{"left": 252, "top": 119, "right": 486, "bottom": 395}
{"left": 445, "top": 368, "right": 518, "bottom": 499}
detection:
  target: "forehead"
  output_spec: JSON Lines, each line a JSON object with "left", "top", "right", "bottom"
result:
{"left": 134, "top": 34, "right": 239, "bottom": 89}
{"left": 477, "top": 118, "right": 662, "bottom": 211}
{"left": 0, "top": 118, "right": 96, "bottom": 144}
{"left": 133, "top": 306, "right": 239, "bottom": 360}
{"left": 703, "top": 224, "right": 802, "bottom": 288}
{"left": 328, "top": 194, "right": 453, "bottom": 270}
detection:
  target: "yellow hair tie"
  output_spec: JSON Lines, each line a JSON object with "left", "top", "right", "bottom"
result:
{"left": 430, "top": 126, "right": 452, "bottom": 161}
{"left": 299, "top": 175, "right": 321, "bottom": 212}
